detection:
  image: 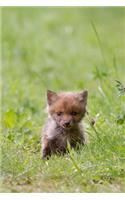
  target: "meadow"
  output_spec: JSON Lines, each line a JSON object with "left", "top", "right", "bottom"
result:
{"left": 1, "top": 7, "right": 125, "bottom": 192}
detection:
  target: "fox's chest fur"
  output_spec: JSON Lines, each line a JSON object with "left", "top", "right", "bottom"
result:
{"left": 42, "top": 117, "right": 86, "bottom": 158}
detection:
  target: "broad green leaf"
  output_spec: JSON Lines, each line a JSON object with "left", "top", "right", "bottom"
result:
{"left": 4, "top": 109, "right": 17, "bottom": 128}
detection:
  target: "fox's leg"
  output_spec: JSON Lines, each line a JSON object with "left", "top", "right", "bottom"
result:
{"left": 42, "top": 136, "right": 51, "bottom": 159}
{"left": 70, "top": 134, "right": 85, "bottom": 149}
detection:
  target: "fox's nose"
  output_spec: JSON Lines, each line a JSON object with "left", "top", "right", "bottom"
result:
{"left": 64, "top": 122, "right": 70, "bottom": 127}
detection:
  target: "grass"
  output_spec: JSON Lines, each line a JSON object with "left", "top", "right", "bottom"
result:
{"left": 1, "top": 7, "right": 125, "bottom": 192}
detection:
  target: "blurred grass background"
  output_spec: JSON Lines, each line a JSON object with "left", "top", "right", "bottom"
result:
{"left": 1, "top": 7, "right": 125, "bottom": 192}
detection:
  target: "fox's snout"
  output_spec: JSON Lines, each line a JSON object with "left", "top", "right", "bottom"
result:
{"left": 60, "top": 115, "right": 73, "bottom": 128}
{"left": 62, "top": 120, "right": 72, "bottom": 128}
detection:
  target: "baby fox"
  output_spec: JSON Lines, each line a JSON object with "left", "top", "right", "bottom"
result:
{"left": 42, "top": 90, "right": 88, "bottom": 159}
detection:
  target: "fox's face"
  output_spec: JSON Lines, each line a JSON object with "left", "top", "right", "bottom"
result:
{"left": 47, "top": 90, "right": 88, "bottom": 129}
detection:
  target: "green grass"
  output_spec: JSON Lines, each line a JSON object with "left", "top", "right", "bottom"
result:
{"left": 1, "top": 7, "right": 125, "bottom": 192}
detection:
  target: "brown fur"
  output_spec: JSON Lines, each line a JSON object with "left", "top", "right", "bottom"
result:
{"left": 41, "top": 90, "right": 88, "bottom": 159}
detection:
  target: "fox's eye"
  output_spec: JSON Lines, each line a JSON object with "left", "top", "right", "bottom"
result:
{"left": 57, "top": 112, "right": 63, "bottom": 116}
{"left": 71, "top": 111, "right": 78, "bottom": 116}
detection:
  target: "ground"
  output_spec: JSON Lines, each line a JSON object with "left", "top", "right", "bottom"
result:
{"left": 1, "top": 7, "right": 125, "bottom": 192}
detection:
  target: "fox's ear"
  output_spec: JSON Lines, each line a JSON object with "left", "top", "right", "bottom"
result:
{"left": 78, "top": 90, "right": 88, "bottom": 105}
{"left": 47, "top": 90, "right": 58, "bottom": 106}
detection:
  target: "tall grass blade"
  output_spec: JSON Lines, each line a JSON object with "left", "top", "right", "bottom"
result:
{"left": 91, "top": 20, "right": 106, "bottom": 67}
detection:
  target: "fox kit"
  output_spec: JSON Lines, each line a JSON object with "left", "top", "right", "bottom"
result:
{"left": 42, "top": 90, "right": 88, "bottom": 158}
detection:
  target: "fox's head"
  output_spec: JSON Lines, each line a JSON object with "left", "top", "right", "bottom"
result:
{"left": 47, "top": 90, "right": 88, "bottom": 129}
